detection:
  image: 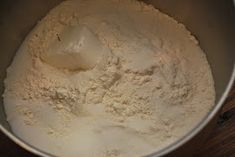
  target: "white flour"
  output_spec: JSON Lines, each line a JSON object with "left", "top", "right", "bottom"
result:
{"left": 3, "top": 0, "right": 215, "bottom": 157}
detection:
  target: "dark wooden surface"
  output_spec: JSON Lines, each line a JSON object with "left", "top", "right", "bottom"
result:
{"left": 197, "top": 83, "right": 235, "bottom": 157}
{"left": 0, "top": 84, "right": 235, "bottom": 157}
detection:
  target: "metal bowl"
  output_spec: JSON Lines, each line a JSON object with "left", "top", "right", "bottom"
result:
{"left": 0, "top": 0, "right": 234, "bottom": 156}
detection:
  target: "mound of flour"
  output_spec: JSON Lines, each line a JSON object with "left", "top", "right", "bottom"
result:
{"left": 3, "top": 0, "right": 215, "bottom": 156}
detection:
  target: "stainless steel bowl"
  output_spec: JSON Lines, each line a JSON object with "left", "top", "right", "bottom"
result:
{"left": 0, "top": 0, "right": 234, "bottom": 156}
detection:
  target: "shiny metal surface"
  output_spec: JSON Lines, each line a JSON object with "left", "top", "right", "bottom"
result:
{"left": 0, "top": 0, "right": 234, "bottom": 156}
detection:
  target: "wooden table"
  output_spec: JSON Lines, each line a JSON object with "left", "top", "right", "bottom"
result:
{"left": 0, "top": 84, "right": 235, "bottom": 157}
{"left": 197, "top": 83, "right": 235, "bottom": 157}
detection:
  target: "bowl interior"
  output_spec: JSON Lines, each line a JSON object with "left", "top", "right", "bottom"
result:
{"left": 0, "top": 0, "right": 234, "bottom": 156}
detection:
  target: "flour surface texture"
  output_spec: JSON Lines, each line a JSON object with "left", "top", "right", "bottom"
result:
{"left": 3, "top": 0, "right": 215, "bottom": 156}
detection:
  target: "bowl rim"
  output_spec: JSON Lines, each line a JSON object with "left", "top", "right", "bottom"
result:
{"left": 0, "top": 1, "right": 235, "bottom": 157}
